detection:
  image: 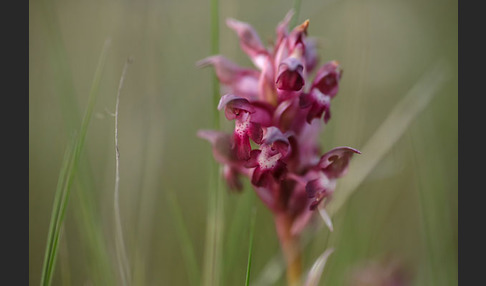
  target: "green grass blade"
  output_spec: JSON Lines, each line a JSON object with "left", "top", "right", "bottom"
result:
{"left": 40, "top": 39, "right": 111, "bottom": 286}
{"left": 166, "top": 190, "right": 201, "bottom": 286}
{"left": 245, "top": 206, "right": 257, "bottom": 286}
{"left": 327, "top": 60, "right": 451, "bottom": 217}
{"left": 75, "top": 39, "right": 111, "bottom": 155}
{"left": 409, "top": 136, "right": 438, "bottom": 285}
{"left": 40, "top": 136, "right": 76, "bottom": 286}
{"left": 202, "top": 164, "right": 225, "bottom": 286}
{"left": 59, "top": 227, "right": 72, "bottom": 286}
{"left": 223, "top": 187, "right": 252, "bottom": 283}
{"left": 202, "top": 0, "right": 224, "bottom": 285}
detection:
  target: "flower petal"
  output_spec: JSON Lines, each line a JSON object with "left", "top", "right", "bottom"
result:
{"left": 197, "top": 55, "right": 256, "bottom": 84}
{"left": 226, "top": 18, "right": 268, "bottom": 68}
{"left": 288, "top": 20, "right": 309, "bottom": 52}
{"left": 248, "top": 122, "right": 263, "bottom": 144}
{"left": 299, "top": 92, "right": 314, "bottom": 108}
{"left": 300, "top": 89, "right": 332, "bottom": 124}
{"left": 306, "top": 103, "right": 326, "bottom": 124}
{"left": 234, "top": 131, "right": 251, "bottom": 160}
{"left": 257, "top": 55, "right": 277, "bottom": 103}
{"left": 304, "top": 38, "right": 319, "bottom": 73}
{"left": 262, "top": 127, "right": 292, "bottom": 158}
{"left": 263, "top": 126, "right": 290, "bottom": 146}
{"left": 197, "top": 130, "right": 237, "bottom": 163}
{"left": 275, "top": 10, "right": 294, "bottom": 46}
{"left": 272, "top": 160, "right": 287, "bottom": 181}
{"left": 198, "top": 56, "right": 261, "bottom": 101}
{"left": 218, "top": 94, "right": 255, "bottom": 120}
{"left": 305, "top": 178, "right": 325, "bottom": 198}
{"left": 245, "top": 149, "right": 261, "bottom": 168}
{"left": 218, "top": 94, "right": 253, "bottom": 111}
{"left": 312, "top": 61, "right": 342, "bottom": 98}
{"left": 248, "top": 101, "right": 274, "bottom": 126}
{"left": 317, "top": 205, "right": 333, "bottom": 232}
{"left": 251, "top": 166, "right": 270, "bottom": 187}
{"left": 223, "top": 165, "right": 243, "bottom": 191}
{"left": 318, "top": 146, "right": 361, "bottom": 178}
{"left": 323, "top": 108, "right": 331, "bottom": 123}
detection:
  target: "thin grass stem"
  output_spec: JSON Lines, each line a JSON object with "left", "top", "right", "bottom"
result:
{"left": 290, "top": 0, "right": 303, "bottom": 28}
{"left": 113, "top": 58, "right": 132, "bottom": 286}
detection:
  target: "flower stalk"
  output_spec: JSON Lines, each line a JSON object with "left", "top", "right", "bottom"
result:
{"left": 275, "top": 212, "right": 302, "bottom": 286}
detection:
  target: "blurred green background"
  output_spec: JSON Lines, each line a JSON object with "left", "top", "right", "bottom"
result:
{"left": 29, "top": 0, "right": 457, "bottom": 285}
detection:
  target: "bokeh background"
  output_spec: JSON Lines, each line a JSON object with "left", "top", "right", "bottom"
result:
{"left": 29, "top": 0, "right": 457, "bottom": 285}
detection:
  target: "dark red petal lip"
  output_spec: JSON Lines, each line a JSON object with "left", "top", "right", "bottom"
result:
{"left": 245, "top": 150, "right": 261, "bottom": 168}
{"left": 272, "top": 160, "right": 287, "bottom": 180}
{"left": 306, "top": 104, "right": 326, "bottom": 124}
{"left": 276, "top": 57, "right": 305, "bottom": 91}
{"left": 234, "top": 132, "right": 251, "bottom": 160}
{"left": 299, "top": 93, "right": 314, "bottom": 108}
{"left": 251, "top": 166, "right": 268, "bottom": 187}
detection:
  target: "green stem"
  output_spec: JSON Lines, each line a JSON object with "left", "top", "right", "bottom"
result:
{"left": 291, "top": 0, "right": 303, "bottom": 28}
{"left": 202, "top": 0, "right": 223, "bottom": 285}
{"left": 211, "top": 0, "right": 220, "bottom": 129}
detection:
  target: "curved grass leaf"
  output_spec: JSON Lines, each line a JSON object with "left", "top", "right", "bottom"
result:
{"left": 304, "top": 248, "right": 334, "bottom": 286}
{"left": 40, "top": 39, "right": 111, "bottom": 286}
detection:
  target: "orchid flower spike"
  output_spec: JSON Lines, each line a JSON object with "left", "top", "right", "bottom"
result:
{"left": 198, "top": 10, "right": 360, "bottom": 239}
